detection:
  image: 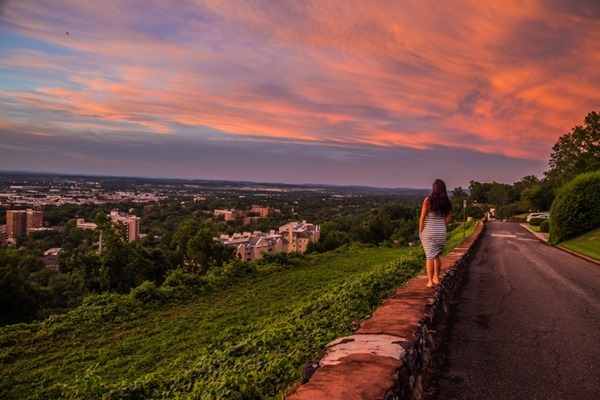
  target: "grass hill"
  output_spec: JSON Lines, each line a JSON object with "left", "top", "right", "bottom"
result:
{"left": 0, "top": 224, "right": 474, "bottom": 399}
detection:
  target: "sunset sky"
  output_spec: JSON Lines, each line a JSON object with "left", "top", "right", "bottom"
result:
{"left": 1, "top": 0, "right": 599, "bottom": 188}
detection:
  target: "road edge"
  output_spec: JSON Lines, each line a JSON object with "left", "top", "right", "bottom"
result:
{"left": 520, "top": 223, "right": 600, "bottom": 266}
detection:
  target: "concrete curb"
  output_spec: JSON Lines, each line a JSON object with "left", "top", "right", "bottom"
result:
{"left": 288, "top": 221, "right": 487, "bottom": 400}
{"left": 520, "top": 224, "right": 600, "bottom": 266}
{"left": 556, "top": 245, "right": 600, "bottom": 266}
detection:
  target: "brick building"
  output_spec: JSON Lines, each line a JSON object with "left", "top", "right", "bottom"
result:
{"left": 5, "top": 209, "right": 43, "bottom": 238}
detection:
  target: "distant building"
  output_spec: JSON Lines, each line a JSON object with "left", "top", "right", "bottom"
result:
{"left": 251, "top": 205, "right": 277, "bottom": 217}
{"left": 76, "top": 218, "right": 98, "bottom": 230}
{"left": 243, "top": 216, "right": 263, "bottom": 225}
{"left": 43, "top": 247, "right": 61, "bottom": 271}
{"left": 6, "top": 210, "right": 26, "bottom": 238}
{"left": 213, "top": 209, "right": 248, "bottom": 221}
{"left": 27, "top": 209, "right": 43, "bottom": 232}
{"left": 77, "top": 210, "right": 140, "bottom": 243}
{"left": 219, "top": 221, "right": 320, "bottom": 262}
{"left": 279, "top": 221, "right": 320, "bottom": 253}
{"left": 109, "top": 210, "right": 140, "bottom": 243}
{"left": 219, "top": 231, "right": 284, "bottom": 262}
{"left": 6, "top": 209, "right": 43, "bottom": 237}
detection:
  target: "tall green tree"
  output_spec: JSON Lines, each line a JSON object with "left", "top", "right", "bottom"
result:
{"left": 546, "top": 111, "right": 600, "bottom": 187}
{"left": 172, "top": 219, "right": 234, "bottom": 274}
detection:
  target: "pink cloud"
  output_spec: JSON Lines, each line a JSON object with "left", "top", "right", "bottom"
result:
{"left": 1, "top": 0, "right": 599, "bottom": 166}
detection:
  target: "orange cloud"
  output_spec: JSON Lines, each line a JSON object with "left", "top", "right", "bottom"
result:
{"left": 1, "top": 0, "right": 599, "bottom": 165}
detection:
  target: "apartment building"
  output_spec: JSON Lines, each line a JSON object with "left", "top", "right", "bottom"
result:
{"left": 76, "top": 211, "right": 140, "bottom": 242}
{"left": 220, "top": 221, "right": 320, "bottom": 262}
{"left": 219, "top": 231, "right": 284, "bottom": 262}
{"left": 250, "top": 205, "right": 277, "bottom": 217}
{"left": 109, "top": 210, "right": 140, "bottom": 243}
{"left": 279, "top": 221, "right": 320, "bottom": 253}
{"left": 5, "top": 209, "right": 43, "bottom": 238}
{"left": 213, "top": 209, "right": 247, "bottom": 221}
{"left": 76, "top": 218, "right": 98, "bottom": 230}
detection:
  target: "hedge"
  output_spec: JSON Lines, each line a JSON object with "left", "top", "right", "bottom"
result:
{"left": 549, "top": 171, "right": 600, "bottom": 244}
{"left": 529, "top": 217, "right": 547, "bottom": 226}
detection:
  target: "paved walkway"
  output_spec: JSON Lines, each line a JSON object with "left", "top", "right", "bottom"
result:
{"left": 427, "top": 222, "right": 600, "bottom": 400}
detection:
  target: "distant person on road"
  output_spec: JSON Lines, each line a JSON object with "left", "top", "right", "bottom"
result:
{"left": 419, "top": 179, "right": 452, "bottom": 287}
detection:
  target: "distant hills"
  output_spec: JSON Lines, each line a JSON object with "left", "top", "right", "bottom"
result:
{"left": 0, "top": 170, "right": 429, "bottom": 196}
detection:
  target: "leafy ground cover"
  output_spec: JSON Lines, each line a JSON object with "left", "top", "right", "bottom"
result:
{"left": 0, "top": 225, "right": 472, "bottom": 399}
{"left": 559, "top": 228, "right": 600, "bottom": 261}
{"left": 444, "top": 221, "right": 476, "bottom": 252}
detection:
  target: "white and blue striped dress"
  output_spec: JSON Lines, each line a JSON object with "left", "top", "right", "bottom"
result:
{"left": 420, "top": 211, "right": 446, "bottom": 259}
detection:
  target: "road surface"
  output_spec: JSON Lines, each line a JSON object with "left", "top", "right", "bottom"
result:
{"left": 427, "top": 222, "right": 600, "bottom": 400}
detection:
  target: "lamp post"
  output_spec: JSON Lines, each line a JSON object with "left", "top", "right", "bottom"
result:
{"left": 463, "top": 199, "right": 467, "bottom": 239}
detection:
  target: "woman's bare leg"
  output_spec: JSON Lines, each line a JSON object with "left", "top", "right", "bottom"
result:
{"left": 433, "top": 257, "right": 441, "bottom": 284}
{"left": 426, "top": 258, "right": 434, "bottom": 287}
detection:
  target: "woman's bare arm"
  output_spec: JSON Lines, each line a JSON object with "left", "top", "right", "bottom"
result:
{"left": 419, "top": 197, "right": 429, "bottom": 234}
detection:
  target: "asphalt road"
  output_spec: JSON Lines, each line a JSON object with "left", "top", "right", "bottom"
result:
{"left": 427, "top": 222, "right": 600, "bottom": 400}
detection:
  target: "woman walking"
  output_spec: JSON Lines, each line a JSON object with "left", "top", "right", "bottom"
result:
{"left": 419, "top": 179, "right": 452, "bottom": 287}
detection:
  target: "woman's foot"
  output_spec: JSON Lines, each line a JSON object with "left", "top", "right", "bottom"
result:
{"left": 426, "top": 282, "right": 434, "bottom": 288}
{"left": 432, "top": 278, "right": 439, "bottom": 285}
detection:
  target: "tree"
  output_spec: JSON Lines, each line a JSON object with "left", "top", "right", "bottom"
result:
{"left": 95, "top": 212, "right": 133, "bottom": 292}
{"left": 546, "top": 111, "right": 600, "bottom": 187}
{"left": 487, "top": 183, "right": 513, "bottom": 206}
{"left": 0, "top": 265, "right": 39, "bottom": 325}
{"left": 172, "top": 219, "right": 234, "bottom": 274}
{"left": 469, "top": 181, "right": 493, "bottom": 203}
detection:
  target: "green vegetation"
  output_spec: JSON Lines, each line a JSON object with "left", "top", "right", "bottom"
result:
{"left": 560, "top": 228, "right": 600, "bottom": 261}
{"left": 0, "top": 224, "right": 476, "bottom": 399}
{"left": 549, "top": 171, "right": 600, "bottom": 244}
{"left": 528, "top": 217, "right": 547, "bottom": 226}
{"left": 1, "top": 246, "right": 421, "bottom": 399}
{"left": 444, "top": 221, "right": 476, "bottom": 252}
{"left": 2, "top": 191, "right": 426, "bottom": 326}
{"left": 546, "top": 111, "right": 600, "bottom": 188}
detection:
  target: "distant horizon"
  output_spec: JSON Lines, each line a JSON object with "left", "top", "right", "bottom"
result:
{"left": 1, "top": 1, "right": 596, "bottom": 189}
{"left": 0, "top": 169, "right": 436, "bottom": 191}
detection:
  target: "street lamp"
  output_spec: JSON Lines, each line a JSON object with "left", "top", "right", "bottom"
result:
{"left": 463, "top": 199, "right": 467, "bottom": 239}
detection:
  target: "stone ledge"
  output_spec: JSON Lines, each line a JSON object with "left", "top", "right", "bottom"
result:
{"left": 321, "top": 334, "right": 409, "bottom": 366}
{"left": 289, "top": 221, "right": 486, "bottom": 400}
{"left": 291, "top": 353, "right": 404, "bottom": 400}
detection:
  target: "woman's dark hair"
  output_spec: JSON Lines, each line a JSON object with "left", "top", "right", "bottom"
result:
{"left": 429, "top": 179, "right": 452, "bottom": 216}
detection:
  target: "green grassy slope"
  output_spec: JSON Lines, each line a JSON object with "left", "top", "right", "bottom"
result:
{"left": 560, "top": 228, "right": 600, "bottom": 261}
{"left": 0, "top": 224, "right": 474, "bottom": 399}
{"left": 1, "top": 246, "right": 421, "bottom": 399}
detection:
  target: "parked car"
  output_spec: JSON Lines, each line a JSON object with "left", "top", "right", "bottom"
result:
{"left": 526, "top": 212, "right": 550, "bottom": 222}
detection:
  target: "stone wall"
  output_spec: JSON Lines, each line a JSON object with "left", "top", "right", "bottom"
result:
{"left": 288, "top": 221, "right": 486, "bottom": 400}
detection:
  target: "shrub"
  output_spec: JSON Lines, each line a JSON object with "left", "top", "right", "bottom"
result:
{"left": 539, "top": 220, "right": 549, "bottom": 233}
{"left": 549, "top": 171, "right": 600, "bottom": 244}
{"left": 529, "top": 217, "right": 546, "bottom": 226}
{"left": 129, "top": 281, "right": 164, "bottom": 304}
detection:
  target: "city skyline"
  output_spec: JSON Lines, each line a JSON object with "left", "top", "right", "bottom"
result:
{"left": 1, "top": 1, "right": 599, "bottom": 188}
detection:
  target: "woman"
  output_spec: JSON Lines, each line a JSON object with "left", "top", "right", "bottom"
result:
{"left": 419, "top": 179, "right": 452, "bottom": 287}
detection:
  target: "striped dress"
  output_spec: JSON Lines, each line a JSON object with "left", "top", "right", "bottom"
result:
{"left": 420, "top": 210, "right": 447, "bottom": 260}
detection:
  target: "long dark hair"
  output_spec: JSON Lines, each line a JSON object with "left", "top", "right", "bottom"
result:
{"left": 428, "top": 179, "right": 452, "bottom": 216}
